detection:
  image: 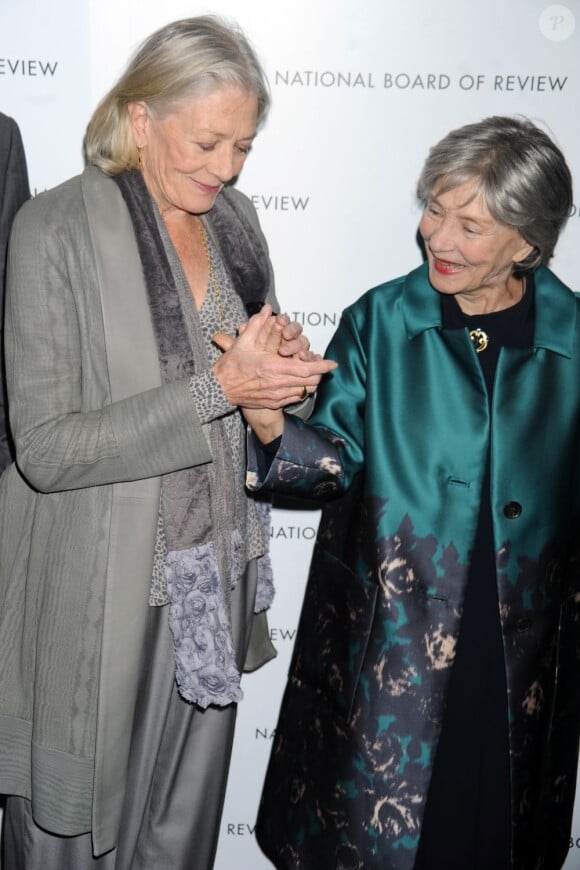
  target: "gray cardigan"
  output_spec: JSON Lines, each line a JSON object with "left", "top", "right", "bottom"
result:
{"left": 0, "top": 166, "right": 278, "bottom": 854}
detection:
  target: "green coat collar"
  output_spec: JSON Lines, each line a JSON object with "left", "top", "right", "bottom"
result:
{"left": 402, "top": 262, "right": 577, "bottom": 358}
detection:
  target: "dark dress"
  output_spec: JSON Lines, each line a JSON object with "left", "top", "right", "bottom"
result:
{"left": 415, "top": 279, "right": 535, "bottom": 869}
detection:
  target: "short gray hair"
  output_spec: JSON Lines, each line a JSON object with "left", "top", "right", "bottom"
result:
{"left": 84, "top": 16, "right": 270, "bottom": 175}
{"left": 417, "top": 116, "right": 573, "bottom": 271}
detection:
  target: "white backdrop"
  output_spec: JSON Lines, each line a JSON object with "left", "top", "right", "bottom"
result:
{"left": 1, "top": 1, "right": 580, "bottom": 867}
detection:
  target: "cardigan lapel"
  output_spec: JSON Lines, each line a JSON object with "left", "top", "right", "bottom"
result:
{"left": 81, "top": 165, "right": 162, "bottom": 854}
{"left": 81, "top": 165, "right": 161, "bottom": 400}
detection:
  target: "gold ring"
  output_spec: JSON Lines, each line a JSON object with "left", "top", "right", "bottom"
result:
{"left": 301, "top": 385, "right": 308, "bottom": 400}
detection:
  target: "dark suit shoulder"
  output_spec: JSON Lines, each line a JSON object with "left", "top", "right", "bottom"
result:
{"left": 0, "top": 111, "right": 18, "bottom": 135}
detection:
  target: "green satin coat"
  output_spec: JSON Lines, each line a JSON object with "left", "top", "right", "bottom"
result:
{"left": 255, "top": 263, "right": 580, "bottom": 869}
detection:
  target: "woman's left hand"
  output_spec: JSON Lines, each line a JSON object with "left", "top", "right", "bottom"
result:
{"left": 212, "top": 305, "right": 335, "bottom": 410}
{"left": 213, "top": 307, "right": 328, "bottom": 443}
{"left": 237, "top": 312, "right": 311, "bottom": 360}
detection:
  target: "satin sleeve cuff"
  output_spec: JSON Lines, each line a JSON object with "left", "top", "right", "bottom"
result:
{"left": 246, "top": 414, "right": 345, "bottom": 499}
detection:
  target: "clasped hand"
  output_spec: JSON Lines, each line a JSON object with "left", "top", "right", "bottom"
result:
{"left": 212, "top": 305, "right": 336, "bottom": 442}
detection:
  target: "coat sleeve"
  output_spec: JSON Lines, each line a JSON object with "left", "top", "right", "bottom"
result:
{"left": 5, "top": 196, "right": 213, "bottom": 493}
{"left": 246, "top": 307, "right": 367, "bottom": 498}
{"left": 0, "top": 114, "right": 30, "bottom": 472}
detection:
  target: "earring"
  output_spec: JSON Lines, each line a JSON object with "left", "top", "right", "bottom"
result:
{"left": 137, "top": 146, "right": 144, "bottom": 169}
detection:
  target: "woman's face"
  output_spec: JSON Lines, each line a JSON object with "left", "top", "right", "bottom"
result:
{"left": 419, "top": 178, "right": 533, "bottom": 312}
{"left": 128, "top": 84, "right": 258, "bottom": 216}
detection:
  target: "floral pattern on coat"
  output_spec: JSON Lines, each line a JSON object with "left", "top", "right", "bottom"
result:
{"left": 249, "top": 404, "right": 580, "bottom": 869}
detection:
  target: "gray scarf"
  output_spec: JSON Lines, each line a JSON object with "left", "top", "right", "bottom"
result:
{"left": 115, "top": 170, "right": 270, "bottom": 706}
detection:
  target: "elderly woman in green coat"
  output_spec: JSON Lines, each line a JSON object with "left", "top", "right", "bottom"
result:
{"left": 237, "top": 117, "right": 580, "bottom": 869}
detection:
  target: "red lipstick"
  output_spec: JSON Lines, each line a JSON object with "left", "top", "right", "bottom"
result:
{"left": 433, "top": 257, "right": 464, "bottom": 275}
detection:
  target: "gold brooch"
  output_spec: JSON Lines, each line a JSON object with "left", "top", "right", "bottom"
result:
{"left": 469, "top": 328, "right": 489, "bottom": 353}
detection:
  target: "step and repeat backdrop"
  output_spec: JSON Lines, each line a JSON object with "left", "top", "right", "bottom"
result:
{"left": 1, "top": 0, "right": 579, "bottom": 867}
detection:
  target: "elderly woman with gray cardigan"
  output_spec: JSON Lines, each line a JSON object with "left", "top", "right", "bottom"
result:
{"left": 0, "top": 17, "right": 333, "bottom": 870}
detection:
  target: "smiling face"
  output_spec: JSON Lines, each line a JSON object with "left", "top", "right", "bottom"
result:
{"left": 128, "top": 84, "right": 258, "bottom": 217}
{"left": 419, "top": 178, "right": 533, "bottom": 313}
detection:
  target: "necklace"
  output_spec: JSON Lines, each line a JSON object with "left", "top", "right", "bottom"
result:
{"left": 196, "top": 217, "right": 224, "bottom": 333}
{"left": 469, "top": 328, "right": 489, "bottom": 353}
{"left": 466, "top": 277, "right": 526, "bottom": 354}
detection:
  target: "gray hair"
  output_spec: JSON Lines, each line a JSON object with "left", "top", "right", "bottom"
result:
{"left": 84, "top": 15, "right": 270, "bottom": 175}
{"left": 417, "top": 116, "right": 573, "bottom": 272}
